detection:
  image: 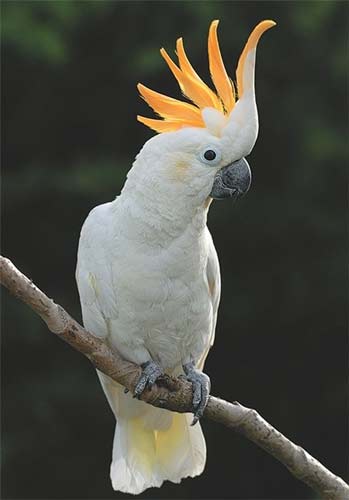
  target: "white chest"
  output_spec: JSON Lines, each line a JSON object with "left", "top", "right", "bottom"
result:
{"left": 109, "top": 226, "right": 213, "bottom": 369}
{"left": 77, "top": 199, "right": 216, "bottom": 371}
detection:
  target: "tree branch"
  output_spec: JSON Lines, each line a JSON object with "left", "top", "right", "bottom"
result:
{"left": 1, "top": 255, "right": 347, "bottom": 500}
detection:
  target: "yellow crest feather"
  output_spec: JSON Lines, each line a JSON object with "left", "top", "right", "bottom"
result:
{"left": 137, "top": 83, "right": 203, "bottom": 124}
{"left": 138, "top": 20, "right": 276, "bottom": 133}
{"left": 208, "top": 20, "right": 235, "bottom": 114}
{"left": 236, "top": 20, "right": 276, "bottom": 98}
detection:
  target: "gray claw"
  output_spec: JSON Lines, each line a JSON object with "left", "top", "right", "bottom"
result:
{"left": 183, "top": 361, "right": 211, "bottom": 425}
{"left": 133, "top": 360, "right": 163, "bottom": 398}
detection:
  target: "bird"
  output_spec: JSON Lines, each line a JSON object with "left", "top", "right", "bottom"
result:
{"left": 76, "top": 19, "right": 275, "bottom": 495}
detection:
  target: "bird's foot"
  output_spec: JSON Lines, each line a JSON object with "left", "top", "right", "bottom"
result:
{"left": 133, "top": 360, "right": 163, "bottom": 398}
{"left": 182, "top": 361, "right": 211, "bottom": 426}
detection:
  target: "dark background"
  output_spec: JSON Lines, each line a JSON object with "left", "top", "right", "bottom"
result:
{"left": 1, "top": 1, "right": 347, "bottom": 499}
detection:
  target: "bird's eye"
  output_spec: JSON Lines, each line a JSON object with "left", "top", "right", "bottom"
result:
{"left": 204, "top": 150, "right": 216, "bottom": 161}
{"left": 199, "top": 146, "right": 221, "bottom": 166}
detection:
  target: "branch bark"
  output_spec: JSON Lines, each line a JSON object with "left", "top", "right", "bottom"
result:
{"left": 1, "top": 255, "right": 347, "bottom": 500}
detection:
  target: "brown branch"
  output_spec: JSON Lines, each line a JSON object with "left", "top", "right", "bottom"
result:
{"left": 1, "top": 255, "right": 347, "bottom": 500}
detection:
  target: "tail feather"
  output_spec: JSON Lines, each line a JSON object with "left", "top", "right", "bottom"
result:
{"left": 111, "top": 417, "right": 162, "bottom": 494}
{"left": 111, "top": 412, "right": 206, "bottom": 494}
{"left": 156, "top": 413, "right": 206, "bottom": 483}
{"left": 98, "top": 370, "right": 206, "bottom": 494}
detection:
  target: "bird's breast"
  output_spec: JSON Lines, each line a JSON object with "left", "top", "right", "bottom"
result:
{"left": 109, "top": 235, "right": 213, "bottom": 370}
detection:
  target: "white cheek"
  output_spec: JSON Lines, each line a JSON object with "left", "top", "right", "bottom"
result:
{"left": 190, "top": 163, "right": 219, "bottom": 195}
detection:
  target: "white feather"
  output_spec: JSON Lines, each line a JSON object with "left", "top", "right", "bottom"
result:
{"left": 76, "top": 125, "right": 232, "bottom": 493}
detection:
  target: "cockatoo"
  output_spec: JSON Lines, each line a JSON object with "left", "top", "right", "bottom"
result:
{"left": 76, "top": 19, "right": 275, "bottom": 494}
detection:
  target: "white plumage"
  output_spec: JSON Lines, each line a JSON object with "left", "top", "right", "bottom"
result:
{"left": 76, "top": 129, "right": 221, "bottom": 493}
{"left": 75, "top": 18, "right": 274, "bottom": 494}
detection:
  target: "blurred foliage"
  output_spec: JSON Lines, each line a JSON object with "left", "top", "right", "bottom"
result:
{"left": 1, "top": 1, "right": 348, "bottom": 499}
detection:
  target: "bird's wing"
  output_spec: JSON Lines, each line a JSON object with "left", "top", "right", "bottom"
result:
{"left": 76, "top": 203, "right": 118, "bottom": 340}
{"left": 197, "top": 230, "right": 221, "bottom": 370}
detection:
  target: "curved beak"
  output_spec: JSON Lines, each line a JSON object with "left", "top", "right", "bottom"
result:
{"left": 209, "top": 158, "right": 251, "bottom": 200}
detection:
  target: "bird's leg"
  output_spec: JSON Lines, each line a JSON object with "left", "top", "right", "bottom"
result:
{"left": 182, "top": 359, "right": 211, "bottom": 425}
{"left": 133, "top": 360, "right": 164, "bottom": 398}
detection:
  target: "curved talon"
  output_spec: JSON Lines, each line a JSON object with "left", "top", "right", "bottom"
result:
{"left": 183, "top": 361, "right": 211, "bottom": 425}
{"left": 133, "top": 360, "right": 163, "bottom": 398}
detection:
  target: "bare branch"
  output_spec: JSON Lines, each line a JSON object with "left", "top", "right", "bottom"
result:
{"left": 1, "top": 255, "right": 347, "bottom": 500}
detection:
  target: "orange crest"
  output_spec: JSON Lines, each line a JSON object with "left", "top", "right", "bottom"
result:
{"left": 137, "top": 20, "right": 275, "bottom": 133}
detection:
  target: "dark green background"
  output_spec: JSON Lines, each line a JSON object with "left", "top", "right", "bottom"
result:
{"left": 2, "top": 1, "right": 347, "bottom": 499}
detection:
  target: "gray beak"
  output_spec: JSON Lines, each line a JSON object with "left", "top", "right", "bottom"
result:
{"left": 209, "top": 157, "right": 252, "bottom": 200}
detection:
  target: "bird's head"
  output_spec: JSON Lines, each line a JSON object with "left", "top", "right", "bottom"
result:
{"left": 130, "top": 20, "right": 275, "bottom": 209}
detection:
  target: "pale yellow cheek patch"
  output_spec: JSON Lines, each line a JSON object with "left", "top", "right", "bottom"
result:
{"left": 168, "top": 159, "right": 189, "bottom": 182}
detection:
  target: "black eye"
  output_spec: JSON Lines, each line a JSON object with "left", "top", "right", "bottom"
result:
{"left": 204, "top": 149, "right": 217, "bottom": 161}
{"left": 199, "top": 145, "right": 221, "bottom": 165}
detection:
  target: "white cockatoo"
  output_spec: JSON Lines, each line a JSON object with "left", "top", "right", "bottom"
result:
{"left": 76, "top": 19, "right": 275, "bottom": 494}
